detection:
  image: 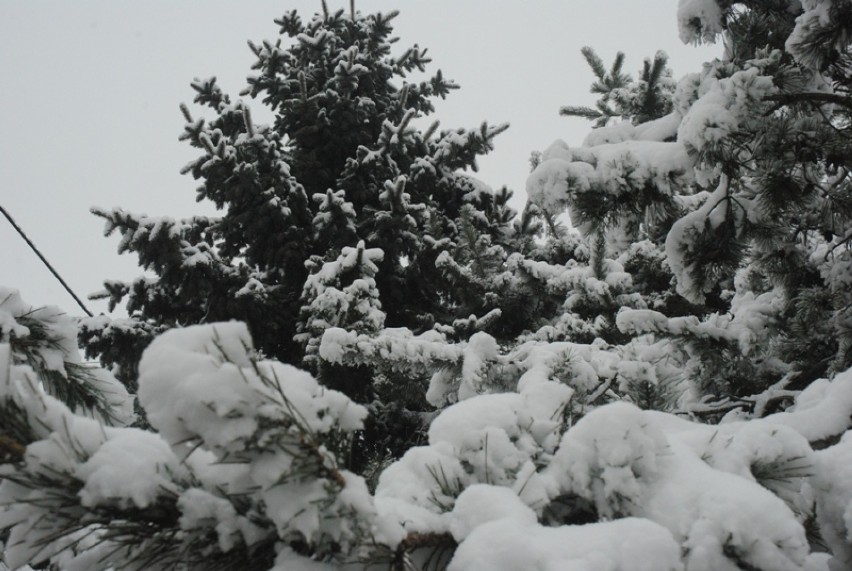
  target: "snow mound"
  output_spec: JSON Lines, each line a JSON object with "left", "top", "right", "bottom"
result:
{"left": 448, "top": 517, "right": 682, "bottom": 571}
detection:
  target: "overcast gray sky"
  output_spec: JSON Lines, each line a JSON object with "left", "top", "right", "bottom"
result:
{"left": 0, "top": 1, "right": 719, "bottom": 315}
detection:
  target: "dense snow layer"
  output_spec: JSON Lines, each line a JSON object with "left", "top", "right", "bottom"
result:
{"left": 0, "top": 317, "right": 382, "bottom": 568}
{"left": 137, "top": 322, "right": 376, "bottom": 552}
{"left": 449, "top": 517, "right": 683, "bottom": 571}
{"left": 5, "top": 307, "right": 852, "bottom": 569}
{"left": 664, "top": 175, "right": 731, "bottom": 303}
{"left": 373, "top": 392, "right": 837, "bottom": 570}
{"left": 7, "top": 254, "right": 852, "bottom": 570}
{"left": 525, "top": 46, "right": 777, "bottom": 302}
{"left": 765, "top": 369, "right": 852, "bottom": 443}
{"left": 811, "top": 431, "right": 852, "bottom": 569}
{"left": 526, "top": 138, "right": 693, "bottom": 234}
{"left": 139, "top": 322, "right": 367, "bottom": 452}
{"left": 548, "top": 404, "right": 810, "bottom": 571}
{"left": 677, "top": 0, "right": 725, "bottom": 43}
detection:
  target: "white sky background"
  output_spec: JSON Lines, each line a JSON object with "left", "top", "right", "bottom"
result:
{"left": 0, "top": 1, "right": 720, "bottom": 316}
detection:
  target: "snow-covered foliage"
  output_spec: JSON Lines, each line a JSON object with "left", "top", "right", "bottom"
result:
{"left": 527, "top": 0, "right": 852, "bottom": 402}
{"left": 7, "top": 294, "right": 852, "bottom": 569}
{"left": 296, "top": 241, "right": 385, "bottom": 366}
{"left": 82, "top": 2, "right": 515, "bottom": 471}
{"left": 8, "top": 0, "right": 852, "bottom": 569}
{"left": 1, "top": 300, "right": 377, "bottom": 569}
{"left": 0, "top": 287, "right": 133, "bottom": 425}
{"left": 84, "top": 5, "right": 509, "bottom": 386}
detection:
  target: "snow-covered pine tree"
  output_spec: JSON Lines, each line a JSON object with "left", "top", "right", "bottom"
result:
{"left": 525, "top": 0, "right": 852, "bottom": 417}
{"left": 651, "top": 0, "right": 852, "bottom": 401}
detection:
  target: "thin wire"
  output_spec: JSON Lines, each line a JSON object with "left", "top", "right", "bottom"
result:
{"left": 0, "top": 204, "right": 93, "bottom": 317}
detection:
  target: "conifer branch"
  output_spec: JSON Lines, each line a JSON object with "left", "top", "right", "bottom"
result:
{"left": 398, "top": 83, "right": 410, "bottom": 112}
{"left": 423, "top": 120, "right": 440, "bottom": 141}
{"left": 610, "top": 51, "right": 625, "bottom": 79}
{"left": 580, "top": 46, "right": 607, "bottom": 80}
{"left": 179, "top": 102, "right": 193, "bottom": 123}
{"left": 242, "top": 105, "right": 255, "bottom": 138}
{"left": 299, "top": 70, "right": 308, "bottom": 103}
{"left": 199, "top": 132, "right": 216, "bottom": 155}
{"left": 394, "top": 532, "right": 456, "bottom": 570}
{"left": 247, "top": 39, "right": 261, "bottom": 57}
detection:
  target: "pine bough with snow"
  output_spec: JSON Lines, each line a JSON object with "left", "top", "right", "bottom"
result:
{"left": 5, "top": 0, "right": 852, "bottom": 569}
{"left": 3, "top": 290, "right": 852, "bottom": 570}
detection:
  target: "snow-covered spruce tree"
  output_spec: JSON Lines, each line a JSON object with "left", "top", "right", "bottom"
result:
{"left": 82, "top": 5, "right": 508, "bottom": 461}
{"left": 315, "top": 51, "right": 683, "bottom": 411}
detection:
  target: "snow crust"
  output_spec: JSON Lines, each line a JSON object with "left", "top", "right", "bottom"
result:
{"left": 449, "top": 517, "right": 683, "bottom": 571}
{"left": 765, "top": 369, "right": 852, "bottom": 443}
{"left": 139, "top": 322, "right": 367, "bottom": 453}
{"left": 677, "top": 0, "right": 726, "bottom": 44}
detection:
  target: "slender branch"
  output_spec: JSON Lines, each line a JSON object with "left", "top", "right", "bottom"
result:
{"left": 823, "top": 231, "right": 852, "bottom": 260}
{"left": 763, "top": 92, "right": 852, "bottom": 113}
{"left": 400, "top": 532, "right": 456, "bottom": 551}
{"left": 0, "top": 205, "right": 93, "bottom": 317}
{"left": 815, "top": 103, "right": 852, "bottom": 138}
{"left": 397, "top": 532, "right": 456, "bottom": 556}
{"left": 683, "top": 398, "right": 753, "bottom": 418}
